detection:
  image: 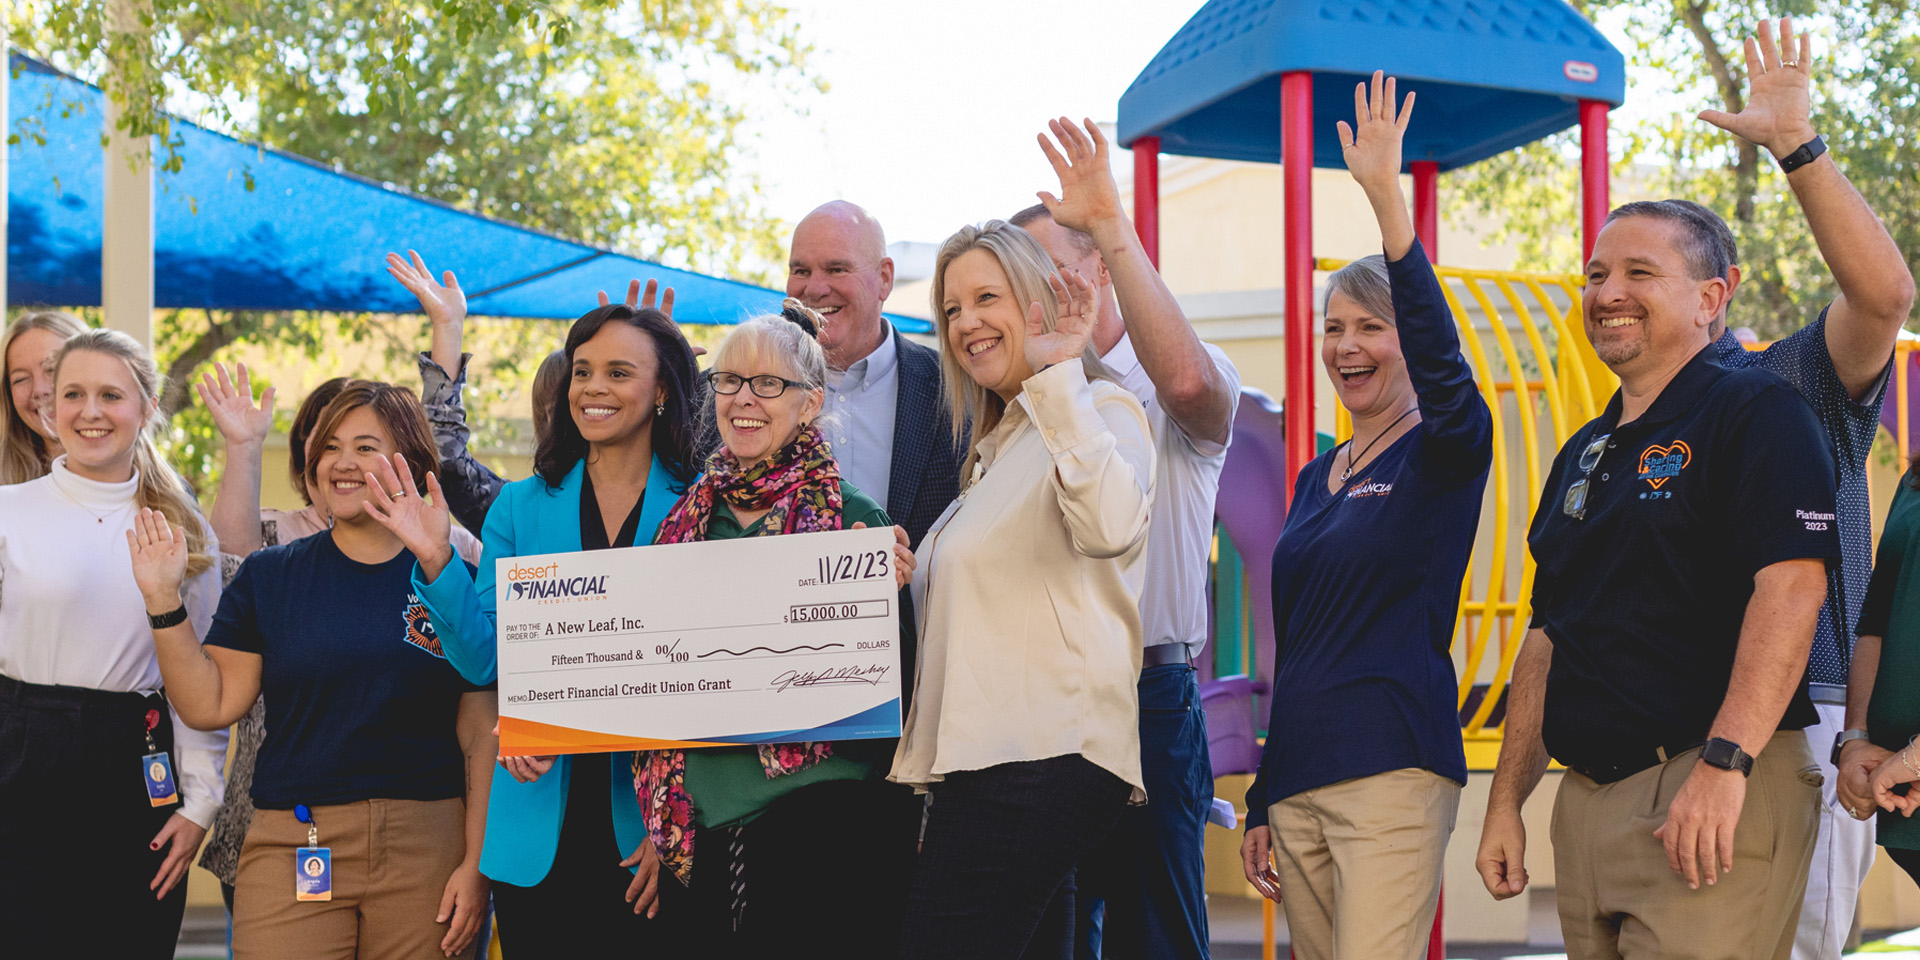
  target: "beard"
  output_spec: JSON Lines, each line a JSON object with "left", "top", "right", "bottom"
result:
{"left": 1589, "top": 322, "right": 1648, "bottom": 367}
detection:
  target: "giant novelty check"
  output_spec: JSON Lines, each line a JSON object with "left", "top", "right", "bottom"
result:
{"left": 495, "top": 526, "right": 903, "bottom": 756}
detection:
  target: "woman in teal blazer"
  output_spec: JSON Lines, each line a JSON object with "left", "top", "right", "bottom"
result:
{"left": 368, "top": 302, "right": 700, "bottom": 955}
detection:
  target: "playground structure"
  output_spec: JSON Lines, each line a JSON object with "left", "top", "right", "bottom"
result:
{"left": 1116, "top": 0, "right": 1628, "bottom": 951}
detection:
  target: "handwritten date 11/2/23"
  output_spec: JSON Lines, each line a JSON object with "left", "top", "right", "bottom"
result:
{"left": 803, "top": 550, "right": 892, "bottom": 587}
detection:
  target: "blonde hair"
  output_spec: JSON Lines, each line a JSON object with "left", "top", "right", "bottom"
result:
{"left": 929, "top": 220, "right": 1116, "bottom": 477}
{"left": 52, "top": 329, "right": 214, "bottom": 578}
{"left": 1, "top": 311, "right": 89, "bottom": 485}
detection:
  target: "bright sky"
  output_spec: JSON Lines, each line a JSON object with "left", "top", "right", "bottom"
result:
{"left": 736, "top": 1, "right": 1690, "bottom": 255}
{"left": 740, "top": 0, "right": 1212, "bottom": 249}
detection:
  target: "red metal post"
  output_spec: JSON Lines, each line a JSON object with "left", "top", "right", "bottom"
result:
{"left": 1579, "top": 99, "right": 1610, "bottom": 264}
{"left": 1281, "top": 71, "right": 1315, "bottom": 503}
{"left": 1428, "top": 890, "right": 1446, "bottom": 959}
{"left": 1132, "top": 136, "right": 1161, "bottom": 268}
{"left": 1411, "top": 160, "right": 1439, "bottom": 260}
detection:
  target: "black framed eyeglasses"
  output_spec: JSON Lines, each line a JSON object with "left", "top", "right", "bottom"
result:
{"left": 1561, "top": 433, "right": 1612, "bottom": 520}
{"left": 706, "top": 371, "right": 805, "bottom": 399}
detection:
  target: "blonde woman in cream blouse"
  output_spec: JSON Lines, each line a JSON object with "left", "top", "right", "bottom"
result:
{"left": 891, "top": 220, "right": 1155, "bottom": 960}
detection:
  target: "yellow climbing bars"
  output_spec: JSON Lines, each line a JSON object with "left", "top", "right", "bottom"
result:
{"left": 1320, "top": 258, "right": 1614, "bottom": 768}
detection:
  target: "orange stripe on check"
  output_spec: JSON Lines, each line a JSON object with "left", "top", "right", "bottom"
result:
{"left": 497, "top": 716, "right": 728, "bottom": 756}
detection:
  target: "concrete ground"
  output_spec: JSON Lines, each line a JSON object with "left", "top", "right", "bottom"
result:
{"left": 173, "top": 899, "right": 1920, "bottom": 959}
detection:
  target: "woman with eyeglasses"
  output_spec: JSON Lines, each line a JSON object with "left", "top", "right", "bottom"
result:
{"left": 621, "top": 298, "right": 916, "bottom": 955}
{"left": 1238, "top": 74, "right": 1493, "bottom": 960}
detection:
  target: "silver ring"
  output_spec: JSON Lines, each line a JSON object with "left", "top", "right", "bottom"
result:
{"left": 391, "top": 489, "right": 408, "bottom": 499}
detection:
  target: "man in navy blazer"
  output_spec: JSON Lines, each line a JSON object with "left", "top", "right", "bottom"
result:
{"left": 787, "top": 200, "right": 962, "bottom": 549}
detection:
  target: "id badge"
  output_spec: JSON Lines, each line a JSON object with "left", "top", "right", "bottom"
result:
{"left": 295, "top": 847, "right": 333, "bottom": 901}
{"left": 141, "top": 752, "right": 178, "bottom": 807}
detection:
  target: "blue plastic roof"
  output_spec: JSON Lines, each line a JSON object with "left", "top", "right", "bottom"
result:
{"left": 1117, "top": 0, "right": 1626, "bottom": 171}
{"left": 8, "top": 55, "right": 932, "bottom": 333}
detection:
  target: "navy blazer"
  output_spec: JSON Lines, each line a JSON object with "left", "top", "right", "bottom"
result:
{"left": 886, "top": 326, "right": 964, "bottom": 550}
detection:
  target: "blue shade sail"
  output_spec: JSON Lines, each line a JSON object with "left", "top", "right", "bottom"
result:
{"left": 1117, "top": 0, "right": 1626, "bottom": 171}
{"left": 8, "top": 54, "right": 932, "bottom": 333}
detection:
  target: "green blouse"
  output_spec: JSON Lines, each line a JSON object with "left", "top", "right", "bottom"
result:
{"left": 680, "top": 481, "right": 896, "bottom": 830}
{"left": 1863, "top": 482, "right": 1920, "bottom": 848}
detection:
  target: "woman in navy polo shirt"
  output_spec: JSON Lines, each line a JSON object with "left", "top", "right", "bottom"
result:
{"left": 130, "top": 380, "right": 493, "bottom": 959}
{"left": 1238, "top": 73, "right": 1493, "bottom": 960}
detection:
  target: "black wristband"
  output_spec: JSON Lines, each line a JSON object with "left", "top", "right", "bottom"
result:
{"left": 148, "top": 605, "right": 189, "bottom": 630}
{"left": 1777, "top": 135, "right": 1827, "bottom": 174}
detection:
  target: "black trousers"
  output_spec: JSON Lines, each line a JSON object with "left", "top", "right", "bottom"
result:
{"left": 0, "top": 674, "right": 190, "bottom": 960}
{"left": 901, "top": 754, "right": 1133, "bottom": 960}
{"left": 649, "top": 776, "right": 921, "bottom": 958}
{"left": 490, "top": 755, "right": 661, "bottom": 957}
{"left": 1885, "top": 844, "right": 1920, "bottom": 888}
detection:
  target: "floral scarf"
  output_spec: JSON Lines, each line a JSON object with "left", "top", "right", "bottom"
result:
{"left": 637, "top": 423, "right": 843, "bottom": 885}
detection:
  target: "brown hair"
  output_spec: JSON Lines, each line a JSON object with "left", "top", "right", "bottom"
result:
{"left": 51, "top": 329, "right": 214, "bottom": 577}
{"left": 1009, "top": 203, "right": 1099, "bottom": 258}
{"left": 1, "top": 310, "right": 89, "bottom": 485}
{"left": 287, "top": 377, "right": 350, "bottom": 504}
{"left": 303, "top": 381, "right": 440, "bottom": 497}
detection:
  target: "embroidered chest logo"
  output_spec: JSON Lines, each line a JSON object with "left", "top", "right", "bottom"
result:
{"left": 1637, "top": 441, "right": 1691, "bottom": 490}
{"left": 1346, "top": 480, "right": 1394, "bottom": 500}
{"left": 403, "top": 593, "right": 446, "bottom": 658}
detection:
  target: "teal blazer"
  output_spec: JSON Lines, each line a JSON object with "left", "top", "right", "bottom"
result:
{"left": 414, "top": 456, "right": 680, "bottom": 887}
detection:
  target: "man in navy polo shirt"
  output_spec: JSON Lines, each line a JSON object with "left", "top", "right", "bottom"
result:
{"left": 1473, "top": 193, "right": 1842, "bottom": 959}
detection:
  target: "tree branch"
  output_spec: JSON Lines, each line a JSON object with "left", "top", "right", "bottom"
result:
{"left": 1676, "top": 0, "right": 1759, "bottom": 222}
{"left": 157, "top": 308, "right": 240, "bottom": 418}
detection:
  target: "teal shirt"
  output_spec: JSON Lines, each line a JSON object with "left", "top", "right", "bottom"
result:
{"left": 1864, "top": 482, "right": 1920, "bottom": 848}
{"left": 682, "top": 481, "right": 895, "bottom": 829}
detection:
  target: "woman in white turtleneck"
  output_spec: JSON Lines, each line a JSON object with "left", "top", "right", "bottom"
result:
{"left": 0, "top": 329, "right": 226, "bottom": 960}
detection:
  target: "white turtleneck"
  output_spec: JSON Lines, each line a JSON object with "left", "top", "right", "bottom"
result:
{"left": 0, "top": 457, "right": 228, "bottom": 827}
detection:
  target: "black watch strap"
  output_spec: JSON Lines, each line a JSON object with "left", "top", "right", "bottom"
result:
{"left": 1778, "top": 135, "right": 1827, "bottom": 174}
{"left": 1702, "top": 737, "right": 1754, "bottom": 777}
{"left": 148, "top": 605, "right": 189, "bottom": 630}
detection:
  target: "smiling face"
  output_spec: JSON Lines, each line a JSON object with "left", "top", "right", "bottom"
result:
{"left": 713, "top": 340, "right": 824, "bottom": 468}
{"left": 312, "top": 405, "right": 399, "bottom": 523}
{"left": 53, "top": 348, "right": 151, "bottom": 483}
{"left": 1321, "top": 289, "right": 1413, "bottom": 419}
{"left": 786, "top": 205, "right": 894, "bottom": 369}
{"left": 1583, "top": 215, "right": 1723, "bottom": 373}
{"left": 570, "top": 321, "right": 663, "bottom": 451}
{"left": 8, "top": 327, "right": 67, "bottom": 444}
{"left": 942, "top": 248, "right": 1035, "bottom": 401}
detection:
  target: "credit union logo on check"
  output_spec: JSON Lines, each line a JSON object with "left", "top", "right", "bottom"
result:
{"left": 506, "top": 561, "right": 609, "bottom": 604}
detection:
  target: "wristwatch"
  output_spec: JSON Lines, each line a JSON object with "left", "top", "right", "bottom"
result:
{"left": 1833, "top": 728, "right": 1872, "bottom": 765}
{"left": 1778, "top": 135, "right": 1827, "bottom": 174}
{"left": 1702, "top": 737, "right": 1755, "bottom": 777}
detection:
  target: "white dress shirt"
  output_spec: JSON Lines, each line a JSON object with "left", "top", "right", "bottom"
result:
{"left": 1101, "top": 334, "right": 1241, "bottom": 654}
{"left": 0, "top": 458, "right": 228, "bottom": 826}
{"left": 891, "top": 360, "right": 1155, "bottom": 798}
{"left": 824, "top": 325, "right": 900, "bottom": 508}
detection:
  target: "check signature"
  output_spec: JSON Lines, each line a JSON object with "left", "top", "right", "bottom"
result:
{"left": 771, "top": 664, "right": 891, "bottom": 692}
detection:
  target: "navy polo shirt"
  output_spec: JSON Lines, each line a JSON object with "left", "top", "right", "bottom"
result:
{"left": 1528, "top": 346, "right": 1839, "bottom": 772}
{"left": 205, "top": 532, "right": 483, "bottom": 809}
{"left": 1246, "top": 239, "right": 1492, "bottom": 824}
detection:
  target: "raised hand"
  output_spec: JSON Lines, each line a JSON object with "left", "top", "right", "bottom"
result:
{"left": 1024, "top": 269, "right": 1097, "bottom": 374}
{"left": 127, "top": 508, "right": 189, "bottom": 614}
{"left": 1337, "top": 70, "right": 1415, "bottom": 196}
{"left": 361, "top": 453, "right": 456, "bottom": 580}
{"left": 596, "top": 277, "right": 677, "bottom": 319}
{"left": 195, "top": 362, "right": 275, "bottom": 449}
{"left": 1036, "top": 117, "right": 1127, "bottom": 245}
{"left": 386, "top": 250, "right": 467, "bottom": 329}
{"left": 1698, "top": 17, "right": 1816, "bottom": 159}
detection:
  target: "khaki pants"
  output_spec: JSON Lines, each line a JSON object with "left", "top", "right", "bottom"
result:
{"left": 233, "top": 798, "right": 475, "bottom": 960}
{"left": 1552, "top": 730, "right": 1822, "bottom": 960}
{"left": 1265, "top": 768, "right": 1460, "bottom": 960}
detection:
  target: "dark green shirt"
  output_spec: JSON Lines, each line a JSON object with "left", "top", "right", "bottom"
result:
{"left": 681, "top": 481, "right": 895, "bottom": 829}
{"left": 1861, "top": 482, "right": 1920, "bottom": 848}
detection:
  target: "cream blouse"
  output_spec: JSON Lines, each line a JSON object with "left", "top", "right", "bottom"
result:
{"left": 890, "top": 359, "right": 1155, "bottom": 799}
